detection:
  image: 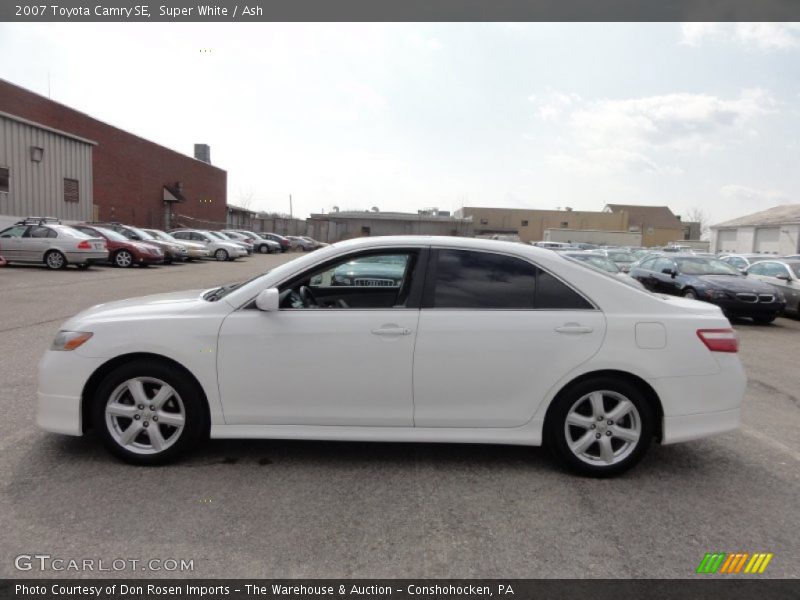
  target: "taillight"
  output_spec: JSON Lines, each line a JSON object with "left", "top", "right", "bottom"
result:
{"left": 77, "top": 240, "right": 92, "bottom": 249}
{"left": 697, "top": 329, "right": 739, "bottom": 353}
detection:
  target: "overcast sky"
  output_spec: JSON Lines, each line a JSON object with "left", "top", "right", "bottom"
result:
{"left": 1, "top": 23, "right": 798, "bottom": 224}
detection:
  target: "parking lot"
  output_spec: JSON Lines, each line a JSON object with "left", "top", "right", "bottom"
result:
{"left": 1, "top": 255, "right": 798, "bottom": 579}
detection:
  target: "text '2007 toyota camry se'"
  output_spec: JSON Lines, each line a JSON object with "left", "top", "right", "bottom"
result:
{"left": 37, "top": 236, "right": 746, "bottom": 476}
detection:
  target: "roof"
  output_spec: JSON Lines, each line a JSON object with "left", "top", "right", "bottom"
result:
{"left": 711, "top": 204, "right": 800, "bottom": 228}
{"left": 309, "top": 211, "right": 471, "bottom": 223}
{"left": 605, "top": 204, "right": 682, "bottom": 229}
{"left": 0, "top": 109, "right": 97, "bottom": 146}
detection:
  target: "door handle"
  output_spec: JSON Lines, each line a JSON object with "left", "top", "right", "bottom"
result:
{"left": 371, "top": 326, "right": 412, "bottom": 336}
{"left": 554, "top": 324, "right": 594, "bottom": 334}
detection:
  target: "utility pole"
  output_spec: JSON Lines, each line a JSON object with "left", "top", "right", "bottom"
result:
{"left": 289, "top": 194, "right": 293, "bottom": 220}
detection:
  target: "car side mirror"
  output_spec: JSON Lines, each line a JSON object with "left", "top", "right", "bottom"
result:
{"left": 255, "top": 288, "right": 280, "bottom": 311}
{"left": 661, "top": 268, "right": 675, "bottom": 277}
{"left": 776, "top": 274, "right": 791, "bottom": 281}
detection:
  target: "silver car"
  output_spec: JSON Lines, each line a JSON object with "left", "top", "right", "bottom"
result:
{"left": 746, "top": 259, "right": 800, "bottom": 316}
{"left": 0, "top": 218, "right": 108, "bottom": 269}
{"left": 170, "top": 229, "right": 247, "bottom": 261}
{"left": 143, "top": 228, "right": 209, "bottom": 261}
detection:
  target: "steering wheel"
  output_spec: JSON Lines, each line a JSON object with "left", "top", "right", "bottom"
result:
{"left": 298, "top": 286, "right": 320, "bottom": 308}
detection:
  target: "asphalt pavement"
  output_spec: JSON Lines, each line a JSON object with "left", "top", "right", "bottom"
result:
{"left": 0, "top": 255, "right": 798, "bottom": 578}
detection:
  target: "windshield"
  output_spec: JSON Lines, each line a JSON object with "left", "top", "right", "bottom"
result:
{"left": 146, "top": 229, "right": 176, "bottom": 242}
{"left": 207, "top": 231, "right": 227, "bottom": 240}
{"left": 127, "top": 226, "right": 155, "bottom": 241}
{"left": 676, "top": 258, "right": 741, "bottom": 276}
{"left": 791, "top": 264, "right": 800, "bottom": 278}
{"left": 94, "top": 227, "right": 129, "bottom": 242}
{"left": 607, "top": 251, "right": 634, "bottom": 263}
{"left": 567, "top": 254, "right": 620, "bottom": 273}
{"left": 55, "top": 226, "right": 91, "bottom": 239}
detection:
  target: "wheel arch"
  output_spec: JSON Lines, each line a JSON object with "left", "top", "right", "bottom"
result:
{"left": 81, "top": 352, "right": 210, "bottom": 435}
{"left": 543, "top": 369, "right": 664, "bottom": 443}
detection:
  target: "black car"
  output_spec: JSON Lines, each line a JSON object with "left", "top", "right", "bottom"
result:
{"left": 259, "top": 232, "right": 291, "bottom": 252}
{"left": 629, "top": 254, "right": 785, "bottom": 324}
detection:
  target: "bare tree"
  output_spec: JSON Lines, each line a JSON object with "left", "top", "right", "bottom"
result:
{"left": 237, "top": 187, "right": 256, "bottom": 211}
{"left": 685, "top": 207, "right": 710, "bottom": 240}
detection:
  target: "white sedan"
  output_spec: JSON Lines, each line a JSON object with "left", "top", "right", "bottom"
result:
{"left": 37, "top": 236, "right": 746, "bottom": 476}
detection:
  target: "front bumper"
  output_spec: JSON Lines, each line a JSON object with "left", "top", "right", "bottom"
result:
{"left": 709, "top": 296, "right": 785, "bottom": 316}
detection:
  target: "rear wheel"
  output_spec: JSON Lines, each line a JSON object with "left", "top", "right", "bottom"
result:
{"left": 683, "top": 289, "right": 697, "bottom": 299}
{"left": 546, "top": 377, "right": 654, "bottom": 477}
{"left": 91, "top": 360, "right": 207, "bottom": 465}
{"left": 259, "top": 244, "right": 269, "bottom": 254}
{"left": 44, "top": 250, "right": 66, "bottom": 270}
{"left": 214, "top": 248, "right": 228, "bottom": 261}
{"left": 114, "top": 250, "right": 133, "bottom": 268}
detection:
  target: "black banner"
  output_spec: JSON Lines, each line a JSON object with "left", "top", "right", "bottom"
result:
{"left": 1, "top": 580, "right": 799, "bottom": 600}
{"left": 4, "top": 0, "right": 800, "bottom": 23}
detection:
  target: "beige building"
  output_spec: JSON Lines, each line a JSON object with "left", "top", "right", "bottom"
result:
{"left": 604, "top": 204, "right": 684, "bottom": 247}
{"left": 455, "top": 206, "right": 628, "bottom": 244}
{"left": 307, "top": 210, "right": 473, "bottom": 243}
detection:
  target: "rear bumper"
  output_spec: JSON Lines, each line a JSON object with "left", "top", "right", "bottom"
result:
{"left": 662, "top": 407, "right": 740, "bottom": 444}
{"left": 65, "top": 251, "right": 108, "bottom": 263}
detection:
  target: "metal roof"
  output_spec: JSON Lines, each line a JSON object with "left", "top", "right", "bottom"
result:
{"left": 0, "top": 110, "right": 97, "bottom": 145}
{"left": 711, "top": 204, "right": 800, "bottom": 228}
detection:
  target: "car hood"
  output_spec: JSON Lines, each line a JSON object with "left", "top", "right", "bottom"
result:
{"left": 691, "top": 274, "right": 774, "bottom": 293}
{"left": 65, "top": 289, "right": 207, "bottom": 327}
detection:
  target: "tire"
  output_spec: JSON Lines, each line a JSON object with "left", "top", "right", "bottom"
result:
{"left": 114, "top": 250, "right": 134, "bottom": 268}
{"left": 91, "top": 359, "right": 207, "bottom": 465}
{"left": 752, "top": 314, "right": 776, "bottom": 325}
{"left": 214, "top": 248, "right": 228, "bottom": 261}
{"left": 683, "top": 289, "right": 697, "bottom": 299}
{"left": 259, "top": 244, "right": 269, "bottom": 254}
{"left": 546, "top": 377, "right": 654, "bottom": 477}
{"left": 44, "top": 250, "right": 67, "bottom": 270}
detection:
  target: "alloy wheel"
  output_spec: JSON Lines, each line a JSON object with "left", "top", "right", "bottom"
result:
{"left": 215, "top": 249, "right": 228, "bottom": 261}
{"left": 564, "top": 390, "right": 641, "bottom": 466}
{"left": 45, "top": 251, "right": 65, "bottom": 269}
{"left": 104, "top": 377, "right": 186, "bottom": 455}
{"left": 115, "top": 250, "right": 133, "bottom": 268}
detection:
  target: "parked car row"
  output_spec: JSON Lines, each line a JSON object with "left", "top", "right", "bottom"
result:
{"left": 0, "top": 217, "right": 328, "bottom": 269}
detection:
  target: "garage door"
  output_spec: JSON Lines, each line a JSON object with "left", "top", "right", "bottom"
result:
{"left": 754, "top": 227, "right": 780, "bottom": 254}
{"left": 717, "top": 229, "right": 737, "bottom": 252}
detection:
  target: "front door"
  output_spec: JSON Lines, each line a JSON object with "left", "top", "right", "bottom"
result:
{"left": 413, "top": 249, "right": 606, "bottom": 427}
{"left": 217, "top": 249, "right": 424, "bottom": 426}
{"left": 0, "top": 225, "right": 28, "bottom": 261}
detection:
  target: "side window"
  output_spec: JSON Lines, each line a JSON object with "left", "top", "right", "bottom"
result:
{"left": 29, "top": 226, "right": 52, "bottom": 238}
{"left": 0, "top": 225, "right": 27, "bottom": 238}
{"left": 432, "top": 250, "right": 537, "bottom": 309}
{"left": 727, "top": 257, "right": 746, "bottom": 269}
{"left": 763, "top": 263, "right": 789, "bottom": 278}
{"left": 310, "top": 254, "right": 410, "bottom": 289}
{"left": 639, "top": 258, "right": 656, "bottom": 270}
{"left": 653, "top": 258, "right": 674, "bottom": 272}
{"left": 536, "top": 270, "right": 594, "bottom": 309}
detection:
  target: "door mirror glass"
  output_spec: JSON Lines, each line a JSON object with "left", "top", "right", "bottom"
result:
{"left": 255, "top": 288, "right": 280, "bottom": 311}
{"left": 661, "top": 267, "right": 675, "bottom": 276}
{"left": 776, "top": 273, "right": 791, "bottom": 281}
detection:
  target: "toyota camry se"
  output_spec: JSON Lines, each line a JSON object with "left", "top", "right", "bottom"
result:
{"left": 37, "top": 237, "right": 746, "bottom": 476}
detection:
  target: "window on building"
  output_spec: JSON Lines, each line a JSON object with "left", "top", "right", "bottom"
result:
{"left": 480, "top": 218, "right": 488, "bottom": 225}
{"left": 0, "top": 167, "right": 9, "bottom": 194}
{"left": 521, "top": 220, "right": 529, "bottom": 227}
{"left": 560, "top": 221, "right": 569, "bottom": 228}
{"left": 63, "top": 178, "right": 79, "bottom": 203}
{"left": 361, "top": 226, "right": 371, "bottom": 236}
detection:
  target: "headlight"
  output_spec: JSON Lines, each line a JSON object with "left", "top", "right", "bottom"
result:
{"left": 51, "top": 331, "right": 93, "bottom": 351}
{"left": 704, "top": 290, "right": 728, "bottom": 299}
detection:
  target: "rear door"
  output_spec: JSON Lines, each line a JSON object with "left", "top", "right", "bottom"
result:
{"left": 412, "top": 248, "right": 605, "bottom": 428}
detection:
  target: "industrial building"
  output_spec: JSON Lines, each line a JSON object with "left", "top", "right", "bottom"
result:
{"left": 0, "top": 111, "right": 95, "bottom": 228}
{"left": 455, "top": 206, "right": 628, "bottom": 244}
{"left": 711, "top": 204, "right": 800, "bottom": 255}
{"left": 603, "top": 204, "right": 686, "bottom": 247}
{"left": 307, "top": 209, "right": 473, "bottom": 243}
{"left": 0, "top": 78, "right": 226, "bottom": 230}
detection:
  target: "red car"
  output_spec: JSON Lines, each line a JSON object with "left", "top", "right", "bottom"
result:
{"left": 72, "top": 224, "right": 164, "bottom": 268}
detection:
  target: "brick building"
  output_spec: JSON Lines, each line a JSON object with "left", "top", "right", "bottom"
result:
{"left": 0, "top": 79, "right": 226, "bottom": 230}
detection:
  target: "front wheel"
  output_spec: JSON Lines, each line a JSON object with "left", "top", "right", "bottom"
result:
{"left": 114, "top": 250, "right": 133, "bottom": 268}
{"left": 214, "top": 248, "right": 229, "bottom": 261}
{"left": 259, "top": 244, "right": 269, "bottom": 254}
{"left": 683, "top": 289, "right": 697, "bottom": 299}
{"left": 546, "top": 378, "right": 654, "bottom": 477}
{"left": 91, "top": 360, "right": 207, "bottom": 465}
